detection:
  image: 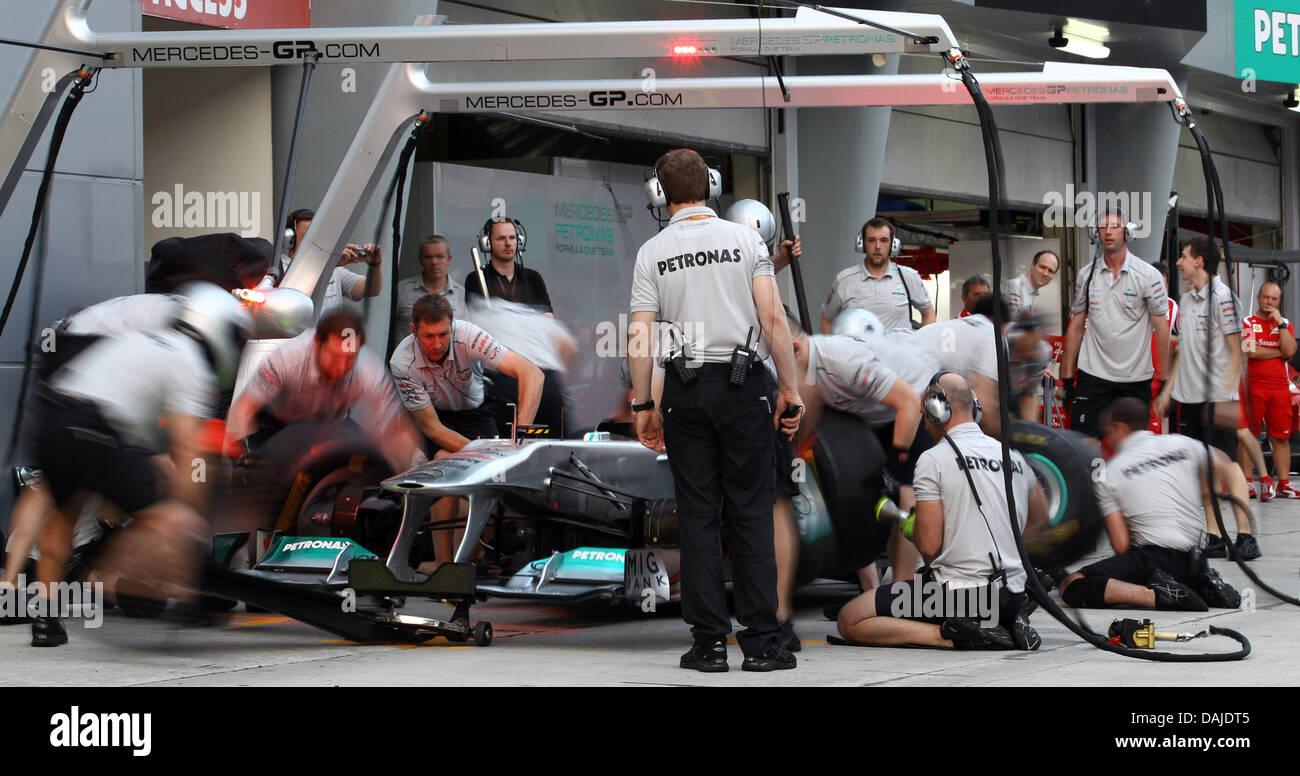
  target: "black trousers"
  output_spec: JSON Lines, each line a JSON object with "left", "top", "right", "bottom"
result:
{"left": 662, "top": 362, "right": 780, "bottom": 655}
{"left": 489, "top": 369, "right": 567, "bottom": 437}
{"left": 1070, "top": 370, "right": 1151, "bottom": 438}
{"left": 1175, "top": 401, "right": 1237, "bottom": 458}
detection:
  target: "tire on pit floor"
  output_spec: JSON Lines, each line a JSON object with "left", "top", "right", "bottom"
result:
{"left": 1007, "top": 419, "right": 1105, "bottom": 571}
{"left": 803, "top": 409, "right": 888, "bottom": 584}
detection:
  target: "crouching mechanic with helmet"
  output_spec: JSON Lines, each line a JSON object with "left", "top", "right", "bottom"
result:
{"left": 1058, "top": 398, "right": 1246, "bottom": 611}
{"left": 27, "top": 283, "right": 250, "bottom": 646}
{"left": 835, "top": 372, "right": 1048, "bottom": 650}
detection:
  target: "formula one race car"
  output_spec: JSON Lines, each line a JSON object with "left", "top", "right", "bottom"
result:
{"left": 210, "top": 409, "right": 1103, "bottom": 618}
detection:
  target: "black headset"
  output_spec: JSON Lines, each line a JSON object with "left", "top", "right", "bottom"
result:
{"left": 478, "top": 216, "right": 528, "bottom": 258}
{"left": 855, "top": 219, "right": 903, "bottom": 258}
{"left": 923, "top": 370, "right": 983, "bottom": 427}
{"left": 643, "top": 152, "right": 722, "bottom": 210}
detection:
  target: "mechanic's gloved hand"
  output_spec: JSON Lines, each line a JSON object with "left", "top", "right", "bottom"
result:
{"left": 884, "top": 446, "right": 910, "bottom": 484}
{"left": 1054, "top": 377, "right": 1075, "bottom": 403}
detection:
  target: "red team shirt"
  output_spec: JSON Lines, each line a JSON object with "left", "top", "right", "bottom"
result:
{"left": 1243, "top": 313, "right": 1295, "bottom": 389}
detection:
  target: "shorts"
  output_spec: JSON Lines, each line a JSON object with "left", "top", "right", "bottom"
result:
{"left": 35, "top": 396, "right": 163, "bottom": 514}
{"left": 1074, "top": 545, "right": 1206, "bottom": 589}
{"left": 1245, "top": 386, "right": 1293, "bottom": 439}
{"left": 873, "top": 572, "right": 1025, "bottom": 628}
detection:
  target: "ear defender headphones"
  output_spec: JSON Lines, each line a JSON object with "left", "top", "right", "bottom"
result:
{"left": 923, "top": 371, "right": 983, "bottom": 426}
{"left": 1086, "top": 204, "right": 1135, "bottom": 244}
{"left": 855, "top": 220, "right": 902, "bottom": 258}
{"left": 478, "top": 216, "right": 528, "bottom": 257}
{"left": 284, "top": 208, "right": 315, "bottom": 253}
{"left": 643, "top": 152, "right": 723, "bottom": 210}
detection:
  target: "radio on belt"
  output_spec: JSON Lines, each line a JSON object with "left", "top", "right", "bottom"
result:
{"left": 668, "top": 329, "right": 697, "bottom": 384}
{"left": 729, "top": 327, "right": 757, "bottom": 386}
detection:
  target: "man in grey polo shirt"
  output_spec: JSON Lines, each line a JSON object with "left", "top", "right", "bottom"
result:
{"left": 394, "top": 235, "right": 463, "bottom": 343}
{"left": 628, "top": 148, "right": 802, "bottom": 672}
{"left": 821, "top": 218, "right": 934, "bottom": 332}
{"left": 1060, "top": 208, "right": 1171, "bottom": 437}
{"left": 1153, "top": 237, "right": 1259, "bottom": 560}
{"left": 835, "top": 373, "right": 1046, "bottom": 649}
{"left": 390, "top": 293, "right": 543, "bottom": 570}
{"left": 1005, "top": 249, "right": 1059, "bottom": 321}
{"left": 1059, "top": 398, "right": 1246, "bottom": 610}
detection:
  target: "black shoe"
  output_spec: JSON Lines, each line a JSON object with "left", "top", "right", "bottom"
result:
{"left": 1204, "top": 534, "right": 1227, "bottom": 559}
{"left": 1147, "top": 568, "right": 1208, "bottom": 611}
{"left": 1196, "top": 567, "right": 1241, "bottom": 609}
{"left": 1006, "top": 612, "right": 1042, "bottom": 650}
{"left": 31, "top": 615, "right": 68, "bottom": 647}
{"left": 742, "top": 645, "right": 798, "bottom": 672}
{"left": 939, "top": 617, "right": 1016, "bottom": 650}
{"left": 822, "top": 604, "right": 842, "bottom": 621}
{"left": 779, "top": 622, "right": 802, "bottom": 653}
{"left": 680, "top": 640, "right": 729, "bottom": 672}
{"left": 1234, "top": 534, "right": 1261, "bottom": 561}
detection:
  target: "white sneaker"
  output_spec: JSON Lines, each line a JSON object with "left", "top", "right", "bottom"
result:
{"left": 1261, "top": 479, "right": 1277, "bottom": 501}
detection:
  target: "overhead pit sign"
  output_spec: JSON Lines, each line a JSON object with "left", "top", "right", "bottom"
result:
{"left": 1236, "top": 1, "right": 1300, "bottom": 82}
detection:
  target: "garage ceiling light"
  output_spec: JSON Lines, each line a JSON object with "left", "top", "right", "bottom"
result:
{"left": 1049, "top": 24, "right": 1110, "bottom": 60}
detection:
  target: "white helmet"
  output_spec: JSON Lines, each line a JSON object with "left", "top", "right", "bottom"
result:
{"left": 724, "top": 199, "right": 777, "bottom": 245}
{"left": 829, "top": 308, "right": 884, "bottom": 342}
{"left": 173, "top": 282, "right": 252, "bottom": 390}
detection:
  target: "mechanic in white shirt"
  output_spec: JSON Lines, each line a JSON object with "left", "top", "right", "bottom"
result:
{"left": 835, "top": 372, "right": 1047, "bottom": 650}
{"left": 394, "top": 235, "right": 464, "bottom": 345}
{"left": 628, "top": 148, "right": 801, "bottom": 672}
{"left": 226, "top": 309, "right": 421, "bottom": 472}
{"left": 1059, "top": 208, "right": 1171, "bottom": 437}
{"left": 389, "top": 293, "right": 543, "bottom": 571}
{"left": 821, "top": 218, "right": 934, "bottom": 331}
{"left": 1058, "top": 398, "right": 1247, "bottom": 610}
{"left": 390, "top": 294, "right": 542, "bottom": 454}
{"left": 786, "top": 310, "right": 927, "bottom": 595}
{"left": 897, "top": 294, "right": 1006, "bottom": 435}
{"left": 27, "top": 284, "right": 249, "bottom": 646}
{"left": 1005, "top": 249, "right": 1059, "bottom": 321}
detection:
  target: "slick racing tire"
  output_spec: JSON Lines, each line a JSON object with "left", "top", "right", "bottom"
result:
{"left": 1007, "top": 419, "right": 1104, "bottom": 571}
{"left": 249, "top": 421, "right": 395, "bottom": 541}
{"left": 806, "top": 409, "right": 888, "bottom": 583}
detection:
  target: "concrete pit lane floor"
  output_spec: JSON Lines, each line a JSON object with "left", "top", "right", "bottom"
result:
{"left": 2, "top": 497, "right": 1299, "bottom": 686}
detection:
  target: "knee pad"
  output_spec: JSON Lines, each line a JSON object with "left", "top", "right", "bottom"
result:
{"left": 1061, "top": 575, "right": 1109, "bottom": 608}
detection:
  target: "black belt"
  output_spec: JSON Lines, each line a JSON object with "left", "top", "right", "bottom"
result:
{"left": 689, "top": 361, "right": 763, "bottom": 377}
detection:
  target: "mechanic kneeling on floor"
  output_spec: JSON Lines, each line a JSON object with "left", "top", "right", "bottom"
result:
{"left": 628, "top": 148, "right": 801, "bottom": 673}
{"left": 836, "top": 372, "right": 1046, "bottom": 650}
{"left": 1059, "top": 398, "right": 1246, "bottom": 611}
{"left": 389, "top": 293, "right": 543, "bottom": 569}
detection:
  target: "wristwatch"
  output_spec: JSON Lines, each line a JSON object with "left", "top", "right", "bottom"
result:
{"left": 631, "top": 398, "right": 655, "bottom": 413}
